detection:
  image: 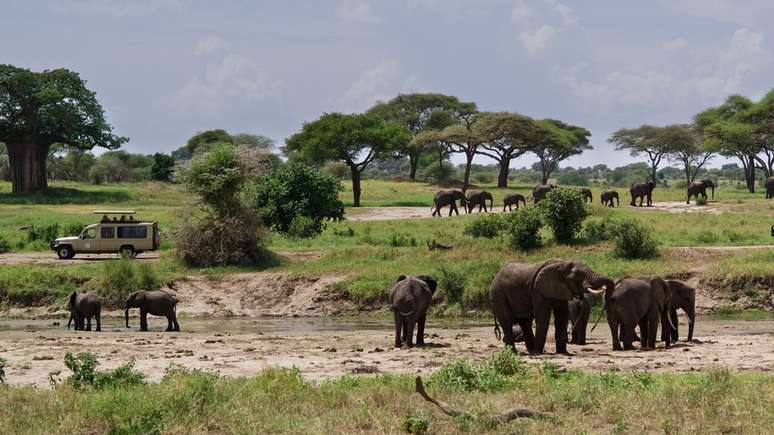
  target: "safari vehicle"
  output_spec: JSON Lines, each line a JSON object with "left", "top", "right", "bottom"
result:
{"left": 51, "top": 211, "right": 160, "bottom": 259}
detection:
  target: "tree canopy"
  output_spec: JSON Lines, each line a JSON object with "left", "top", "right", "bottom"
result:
{"left": 529, "top": 119, "right": 592, "bottom": 185}
{"left": 475, "top": 112, "right": 537, "bottom": 187}
{"left": 608, "top": 125, "right": 674, "bottom": 184}
{"left": 662, "top": 124, "right": 712, "bottom": 185}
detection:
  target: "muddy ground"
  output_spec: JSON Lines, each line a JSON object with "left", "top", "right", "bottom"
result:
{"left": 0, "top": 317, "right": 771, "bottom": 387}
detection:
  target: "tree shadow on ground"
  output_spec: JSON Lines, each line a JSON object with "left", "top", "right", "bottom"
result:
{"left": 0, "top": 187, "right": 132, "bottom": 205}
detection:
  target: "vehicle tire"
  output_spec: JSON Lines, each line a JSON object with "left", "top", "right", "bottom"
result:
{"left": 56, "top": 246, "right": 74, "bottom": 260}
{"left": 120, "top": 246, "right": 137, "bottom": 259}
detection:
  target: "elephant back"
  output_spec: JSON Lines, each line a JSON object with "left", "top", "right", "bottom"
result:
{"left": 489, "top": 262, "right": 542, "bottom": 318}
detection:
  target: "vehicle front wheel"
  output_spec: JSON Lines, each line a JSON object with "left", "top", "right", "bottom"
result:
{"left": 56, "top": 246, "right": 74, "bottom": 259}
{"left": 119, "top": 246, "right": 137, "bottom": 259}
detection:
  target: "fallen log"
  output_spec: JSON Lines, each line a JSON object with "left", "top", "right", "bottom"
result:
{"left": 427, "top": 240, "right": 453, "bottom": 251}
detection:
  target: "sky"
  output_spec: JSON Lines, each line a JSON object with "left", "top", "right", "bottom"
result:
{"left": 3, "top": 0, "right": 774, "bottom": 169}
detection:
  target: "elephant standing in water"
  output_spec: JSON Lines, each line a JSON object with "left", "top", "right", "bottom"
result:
{"left": 502, "top": 193, "right": 526, "bottom": 211}
{"left": 568, "top": 294, "right": 593, "bottom": 345}
{"left": 489, "top": 259, "right": 611, "bottom": 354}
{"left": 431, "top": 190, "right": 467, "bottom": 216}
{"left": 686, "top": 179, "right": 715, "bottom": 204}
{"left": 68, "top": 292, "right": 102, "bottom": 331}
{"left": 765, "top": 176, "right": 774, "bottom": 199}
{"left": 533, "top": 184, "right": 556, "bottom": 203}
{"left": 600, "top": 190, "right": 619, "bottom": 207}
{"left": 390, "top": 274, "right": 438, "bottom": 348}
{"left": 662, "top": 279, "right": 696, "bottom": 342}
{"left": 465, "top": 190, "right": 493, "bottom": 213}
{"left": 605, "top": 277, "right": 672, "bottom": 351}
{"left": 630, "top": 180, "right": 656, "bottom": 207}
{"left": 577, "top": 187, "right": 592, "bottom": 203}
{"left": 125, "top": 290, "right": 180, "bottom": 331}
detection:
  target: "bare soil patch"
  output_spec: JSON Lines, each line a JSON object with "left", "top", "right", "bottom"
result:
{"left": 629, "top": 201, "right": 723, "bottom": 214}
{"left": 0, "top": 252, "right": 160, "bottom": 266}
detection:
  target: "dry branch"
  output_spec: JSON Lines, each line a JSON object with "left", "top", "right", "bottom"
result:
{"left": 427, "top": 240, "right": 453, "bottom": 251}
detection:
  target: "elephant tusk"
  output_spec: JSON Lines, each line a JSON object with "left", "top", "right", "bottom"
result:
{"left": 585, "top": 287, "right": 605, "bottom": 295}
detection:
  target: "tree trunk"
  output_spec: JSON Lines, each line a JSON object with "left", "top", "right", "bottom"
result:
{"left": 6, "top": 142, "right": 49, "bottom": 194}
{"left": 747, "top": 154, "right": 756, "bottom": 193}
{"left": 408, "top": 152, "right": 419, "bottom": 180}
{"left": 541, "top": 163, "right": 549, "bottom": 185}
{"left": 650, "top": 164, "right": 658, "bottom": 185}
{"left": 350, "top": 165, "right": 362, "bottom": 207}
{"left": 462, "top": 152, "right": 474, "bottom": 193}
{"left": 497, "top": 159, "right": 509, "bottom": 188}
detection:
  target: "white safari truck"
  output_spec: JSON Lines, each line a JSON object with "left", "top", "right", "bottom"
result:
{"left": 51, "top": 211, "right": 160, "bottom": 259}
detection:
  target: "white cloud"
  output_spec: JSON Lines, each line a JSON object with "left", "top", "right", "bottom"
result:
{"left": 510, "top": 1, "right": 533, "bottom": 21}
{"left": 193, "top": 35, "right": 226, "bottom": 56}
{"left": 544, "top": 0, "right": 577, "bottom": 25}
{"left": 57, "top": 0, "right": 183, "bottom": 17}
{"left": 662, "top": 37, "right": 688, "bottom": 51}
{"left": 338, "top": 60, "right": 421, "bottom": 112}
{"left": 336, "top": 0, "right": 381, "bottom": 23}
{"left": 662, "top": 0, "right": 774, "bottom": 26}
{"left": 519, "top": 25, "right": 557, "bottom": 54}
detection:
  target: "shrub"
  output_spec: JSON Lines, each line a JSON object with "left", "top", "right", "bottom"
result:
{"left": 248, "top": 162, "right": 344, "bottom": 237}
{"left": 287, "top": 215, "right": 320, "bottom": 239}
{"left": 151, "top": 152, "right": 176, "bottom": 182}
{"left": 584, "top": 216, "right": 619, "bottom": 243}
{"left": 428, "top": 355, "right": 517, "bottom": 393}
{"left": 0, "top": 236, "right": 11, "bottom": 254}
{"left": 436, "top": 265, "right": 465, "bottom": 305}
{"left": 64, "top": 352, "right": 145, "bottom": 389}
{"left": 0, "top": 356, "right": 6, "bottom": 384}
{"left": 539, "top": 188, "right": 588, "bottom": 243}
{"left": 27, "top": 224, "right": 59, "bottom": 243}
{"left": 389, "top": 233, "right": 417, "bottom": 247}
{"left": 558, "top": 171, "right": 589, "bottom": 186}
{"left": 402, "top": 412, "right": 430, "bottom": 434}
{"left": 62, "top": 222, "right": 88, "bottom": 237}
{"left": 502, "top": 207, "right": 543, "bottom": 250}
{"left": 463, "top": 213, "right": 501, "bottom": 238}
{"left": 181, "top": 144, "right": 245, "bottom": 214}
{"left": 613, "top": 220, "right": 659, "bottom": 259}
{"left": 95, "top": 259, "right": 162, "bottom": 306}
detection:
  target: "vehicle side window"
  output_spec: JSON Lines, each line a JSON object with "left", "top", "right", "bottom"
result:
{"left": 117, "top": 226, "right": 147, "bottom": 239}
{"left": 101, "top": 227, "right": 115, "bottom": 239}
{"left": 82, "top": 228, "right": 96, "bottom": 239}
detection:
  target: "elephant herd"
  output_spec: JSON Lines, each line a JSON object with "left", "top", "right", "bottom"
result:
{"left": 391, "top": 259, "right": 696, "bottom": 355}
{"left": 67, "top": 289, "right": 180, "bottom": 332}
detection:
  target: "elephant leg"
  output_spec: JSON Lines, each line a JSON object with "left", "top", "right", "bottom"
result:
{"left": 533, "top": 303, "right": 551, "bottom": 355}
{"left": 660, "top": 310, "right": 671, "bottom": 348}
{"left": 166, "top": 314, "right": 174, "bottom": 331}
{"left": 608, "top": 318, "right": 623, "bottom": 351}
{"left": 404, "top": 317, "right": 417, "bottom": 348}
{"left": 95, "top": 312, "right": 101, "bottom": 332}
{"left": 669, "top": 308, "right": 679, "bottom": 342}
{"left": 140, "top": 308, "right": 148, "bottom": 331}
{"left": 393, "top": 311, "right": 403, "bottom": 348}
{"left": 450, "top": 204, "right": 456, "bottom": 216}
{"left": 416, "top": 314, "right": 427, "bottom": 346}
{"left": 686, "top": 310, "right": 695, "bottom": 342}
{"left": 516, "top": 318, "right": 535, "bottom": 353}
{"left": 172, "top": 311, "right": 180, "bottom": 331}
{"left": 578, "top": 309, "right": 589, "bottom": 345}
{"left": 553, "top": 303, "right": 569, "bottom": 354}
{"left": 622, "top": 325, "right": 636, "bottom": 350}
{"left": 499, "top": 318, "right": 517, "bottom": 351}
{"left": 85, "top": 316, "right": 92, "bottom": 331}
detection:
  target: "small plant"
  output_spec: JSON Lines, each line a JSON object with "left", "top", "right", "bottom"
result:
{"left": 538, "top": 188, "right": 588, "bottom": 243}
{"left": 27, "top": 223, "right": 60, "bottom": 243}
{"left": 436, "top": 265, "right": 465, "bottom": 305}
{"left": 613, "top": 220, "right": 658, "bottom": 259}
{"left": 485, "top": 348, "right": 526, "bottom": 377}
{"left": 583, "top": 216, "right": 619, "bottom": 243}
{"left": 287, "top": 215, "right": 319, "bottom": 239}
{"left": 390, "top": 233, "right": 417, "bottom": 247}
{"left": 463, "top": 213, "right": 501, "bottom": 238}
{"left": 402, "top": 411, "right": 430, "bottom": 434}
{"left": 333, "top": 226, "right": 355, "bottom": 237}
{"left": 0, "top": 236, "right": 11, "bottom": 254}
{"left": 0, "top": 356, "right": 7, "bottom": 384}
{"left": 64, "top": 352, "right": 145, "bottom": 389}
{"left": 502, "top": 207, "right": 543, "bottom": 250}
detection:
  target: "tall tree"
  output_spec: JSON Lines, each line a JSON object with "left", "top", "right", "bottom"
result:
{"left": 475, "top": 112, "right": 537, "bottom": 187}
{"left": 529, "top": 119, "right": 592, "bottom": 185}
{"left": 232, "top": 133, "right": 274, "bottom": 150}
{"left": 430, "top": 111, "right": 484, "bottom": 191}
{"left": 285, "top": 112, "right": 410, "bottom": 207}
{"left": 609, "top": 125, "right": 671, "bottom": 184}
{"left": 663, "top": 124, "right": 713, "bottom": 186}
{"left": 151, "top": 153, "right": 176, "bottom": 182}
{"left": 0, "top": 65, "right": 127, "bottom": 193}
{"left": 738, "top": 89, "right": 774, "bottom": 178}
{"left": 368, "top": 93, "right": 475, "bottom": 180}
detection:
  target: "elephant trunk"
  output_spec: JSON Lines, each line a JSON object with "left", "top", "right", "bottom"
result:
{"left": 615, "top": 195, "right": 619, "bottom": 207}
{"left": 125, "top": 307, "right": 130, "bottom": 328}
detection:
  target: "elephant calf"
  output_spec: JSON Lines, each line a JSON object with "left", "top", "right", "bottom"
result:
{"left": 600, "top": 190, "right": 619, "bottom": 207}
{"left": 662, "top": 279, "right": 696, "bottom": 342}
{"left": 125, "top": 290, "right": 180, "bottom": 332}
{"left": 431, "top": 190, "right": 467, "bottom": 217}
{"left": 630, "top": 180, "right": 656, "bottom": 207}
{"left": 568, "top": 294, "right": 593, "bottom": 345}
{"left": 465, "top": 190, "right": 493, "bottom": 213}
{"left": 502, "top": 193, "right": 526, "bottom": 211}
{"left": 390, "top": 274, "right": 437, "bottom": 348}
{"left": 606, "top": 277, "right": 672, "bottom": 351}
{"left": 68, "top": 291, "right": 102, "bottom": 332}
{"left": 686, "top": 179, "right": 714, "bottom": 204}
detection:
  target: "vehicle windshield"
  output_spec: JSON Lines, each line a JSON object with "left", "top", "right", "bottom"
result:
{"left": 81, "top": 228, "right": 97, "bottom": 239}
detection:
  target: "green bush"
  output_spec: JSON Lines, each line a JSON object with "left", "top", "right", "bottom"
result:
{"left": 389, "top": 233, "right": 417, "bottom": 247}
{"left": 463, "top": 213, "right": 501, "bottom": 238}
{"left": 62, "top": 222, "right": 88, "bottom": 237}
{"left": 436, "top": 265, "right": 465, "bottom": 305}
{"left": 584, "top": 216, "right": 620, "bottom": 242}
{"left": 613, "top": 220, "right": 659, "bottom": 259}
{"left": 402, "top": 412, "right": 430, "bottom": 434}
{"left": 428, "top": 350, "right": 525, "bottom": 393}
{"left": 502, "top": 207, "right": 543, "bottom": 250}
{"left": 288, "top": 215, "right": 320, "bottom": 239}
{"left": 181, "top": 144, "right": 245, "bottom": 213}
{"left": 539, "top": 188, "right": 588, "bottom": 243}
{"left": 64, "top": 352, "right": 145, "bottom": 389}
{"left": 0, "top": 236, "right": 11, "bottom": 254}
{"left": 27, "top": 224, "right": 60, "bottom": 243}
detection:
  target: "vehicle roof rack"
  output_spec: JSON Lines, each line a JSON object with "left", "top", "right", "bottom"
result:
{"left": 93, "top": 211, "right": 136, "bottom": 215}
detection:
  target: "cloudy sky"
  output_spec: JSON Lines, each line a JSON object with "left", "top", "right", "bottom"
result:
{"left": 3, "top": 0, "right": 773, "bottom": 168}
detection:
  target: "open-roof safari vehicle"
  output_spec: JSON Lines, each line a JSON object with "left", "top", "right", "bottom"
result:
{"left": 51, "top": 211, "right": 160, "bottom": 259}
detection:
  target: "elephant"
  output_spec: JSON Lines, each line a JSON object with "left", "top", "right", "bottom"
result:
{"left": 686, "top": 179, "right": 715, "bottom": 204}
{"left": 67, "top": 291, "right": 102, "bottom": 331}
{"left": 605, "top": 277, "right": 672, "bottom": 351}
{"left": 466, "top": 190, "right": 494, "bottom": 213}
{"left": 630, "top": 180, "right": 656, "bottom": 207}
{"left": 532, "top": 184, "right": 556, "bottom": 203}
{"left": 662, "top": 279, "right": 696, "bottom": 342}
{"left": 431, "top": 190, "right": 467, "bottom": 217}
{"left": 568, "top": 294, "right": 593, "bottom": 345}
{"left": 125, "top": 290, "right": 180, "bottom": 331}
{"left": 489, "top": 259, "right": 612, "bottom": 354}
{"left": 503, "top": 193, "right": 526, "bottom": 211}
{"left": 600, "top": 190, "right": 619, "bottom": 207}
{"left": 765, "top": 176, "right": 774, "bottom": 199}
{"left": 390, "top": 274, "right": 438, "bottom": 348}
{"left": 577, "top": 187, "right": 593, "bottom": 203}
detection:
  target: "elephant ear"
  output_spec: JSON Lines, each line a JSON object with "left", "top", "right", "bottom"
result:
{"left": 396, "top": 275, "right": 408, "bottom": 283}
{"left": 534, "top": 262, "right": 573, "bottom": 300}
{"left": 651, "top": 278, "right": 669, "bottom": 311}
{"left": 416, "top": 275, "right": 438, "bottom": 294}
{"left": 69, "top": 291, "right": 77, "bottom": 307}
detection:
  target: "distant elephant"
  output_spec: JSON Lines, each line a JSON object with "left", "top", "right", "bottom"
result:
{"left": 686, "top": 179, "right": 714, "bottom": 204}
{"left": 431, "top": 190, "right": 467, "bottom": 217}
{"left": 765, "top": 176, "right": 774, "bottom": 199}
{"left": 533, "top": 184, "right": 556, "bottom": 203}
{"left": 125, "top": 290, "right": 180, "bottom": 331}
{"left": 502, "top": 193, "right": 526, "bottom": 211}
{"left": 662, "top": 279, "right": 696, "bottom": 342}
{"left": 605, "top": 277, "right": 672, "bottom": 351}
{"left": 466, "top": 190, "right": 494, "bottom": 213}
{"left": 489, "top": 259, "right": 611, "bottom": 354}
{"left": 390, "top": 274, "right": 438, "bottom": 348}
{"left": 568, "top": 294, "right": 593, "bottom": 345}
{"left": 600, "top": 190, "right": 619, "bottom": 207}
{"left": 577, "top": 187, "right": 592, "bottom": 203}
{"left": 630, "top": 180, "right": 656, "bottom": 207}
{"left": 68, "top": 292, "right": 102, "bottom": 332}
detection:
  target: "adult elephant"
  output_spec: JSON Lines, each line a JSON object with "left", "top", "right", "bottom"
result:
{"left": 68, "top": 291, "right": 102, "bottom": 331}
{"left": 390, "top": 274, "right": 438, "bottom": 348}
{"left": 686, "top": 179, "right": 715, "bottom": 204}
{"left": 125, "top": 290, "right": 180, "bottom": 332}
{"left": 533, "top": 184, "right": 556, "bottom": 203}
{"left": 630, "top": 180, "right": 656, "bottom": 207}
{"left": 431, "top": 190, "right": 467, "bottom": 217}
{"left": 466, "top": 190, "right": 493, "bottom": 213}
{"left": 600, "top": 190, "right": 619, "bottom": 207}
{"left": 489, "top": 259, "right": 612, "bottom": 354}
{"left": 502, "top": 193, "right": 526, "bottom": 211}
{"left": 577, "top": 187, "right": 592, "bottom": 203}
{"left": 605, "top": 277, "right": 672, "bottom": 351}
{"left": 568, "top": 294, "right": 593, "bottom": 345}
{"left": 662, "top": 279, "right": 696, "bottom": 342}
{"left": 765, "top": 176, "right": 774, "bottom": 199}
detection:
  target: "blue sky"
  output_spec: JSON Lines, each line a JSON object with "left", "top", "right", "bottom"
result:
{"left": 3, "top": 0, "right": 773, "bottom": 168}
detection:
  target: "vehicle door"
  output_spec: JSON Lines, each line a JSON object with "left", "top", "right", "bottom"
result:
{"left": 98, "top": 225, "right": 117, "bottom": 252}
{"left": 80, "top": 226, "right": 98, "bottom": 252}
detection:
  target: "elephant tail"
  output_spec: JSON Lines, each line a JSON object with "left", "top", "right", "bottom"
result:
{"left": 493, "top": 315, "right": 501, "bottom": 341}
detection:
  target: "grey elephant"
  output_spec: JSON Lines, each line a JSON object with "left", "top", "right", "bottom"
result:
{"left": 502, "top": 193, "right": 526, "bottom": 211}
{"left": 568, "top": 293, "right": 593, "bottom": 345}
{"left": 489, "top": 259, "right": 611, "bottom": 354}
{"left": 600, "top": 190, "right": 619, "bottom": 207}
{"left": 465, "top": 190, "right": 494, "bottom": 213}
{"left": 765, "top": 176, "right": 774, "bottom": 199}
{"left": 125, "top": 290, "right": 180, "bottom": 331}
{"left": 577, "top": 187, "right": 592, "bottom": 203}
{"left": 431, "top": 190, "right": 467, "bottom": 216}
{"left": 390, "top": 274, "right": 438, "bottom": 348}
{"left": 532, "top": 184, "right": 556, "bottom": 203}
{"left": 605, "top": 277, "right": 672, "bottom": 351}
{"left": 68, "top": 291, "right": 102, "bottom": 331}
{"left": 630, "top": 180, "right": 656, "bottom": 207}
{"left": 662, "top": 279, "right": 696, "bottom": 342}
{"left": 686, "top": 179, "right": 714, "bottom": 204}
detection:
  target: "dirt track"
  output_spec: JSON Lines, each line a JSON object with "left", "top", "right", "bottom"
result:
{"left": 0, "top": 317, "right": 771, "bottom": 387}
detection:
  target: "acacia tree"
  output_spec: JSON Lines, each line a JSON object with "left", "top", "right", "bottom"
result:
{"left": 368, "top": 93, "right": 475, "bottom": 180}
{"left": 662, "top": 124, "right": 713, "bottom": 186}
{"left": 739, "top": 90, "right": 774, "bottom": 178}
{"left": 285, "top": 112, "right": 410, "bottom": 207}
{"left": 431, "top": 111, "right": 485, "bottom": 191}
{"left": 529, "top": 119, "right": 592, "bottom": 185}
{"left": 475, "top": 112, "right": 536, "bottom": 187}
{"left": 0, "top": 65, "right": 127, "bottom": 193}
{"left": 608, "top": 125, "right": 673, "bottom": 184}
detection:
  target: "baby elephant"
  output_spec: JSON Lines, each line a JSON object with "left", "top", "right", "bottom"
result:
{"left": 502, "top": 193, "right": 526, "bottom": 211}
{"left": 68, "top": 291, "right": 102, "bottom": 331}
{"left": 390, "top": 274, "right": 438, "bottom": 348}
{"left": 125, "top": 290, "right": 180, "bottom": 332}
{"left": 568, "top": 294, "right": 593, "bottom": 345}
